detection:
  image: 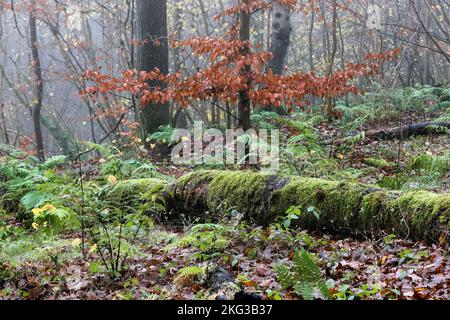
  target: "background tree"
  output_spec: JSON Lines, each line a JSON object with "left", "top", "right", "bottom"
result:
{"left": 136, "top": 0, "right": 170, "bottom": 138}
{"left": 263, "top": 2, "right": 293, "bottom": 113}
{"left": 29, "top": 0, "right": 45, "bottom": 161}
{"left": 0, "top": 0, "right": 448, "bottom": 156}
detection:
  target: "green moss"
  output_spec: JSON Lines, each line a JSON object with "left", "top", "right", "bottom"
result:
{"left": 359, "top": 190, "right": 450, "bottom": 241}
{"left": 392, "top": 191, "right": 450, "bottom": 239}
{"left": 206, "top": 171, "right": 272, "bottom": 223}
{"left": 171, "top": 170, "right": 219, "bottom": 211}
{"left": 107, "top": 178, "right": 167, "bottom": 205}
{"left": 172, "top": 170, "right": 282, "bottom": 224}
{"left": 171, "top": 170, "right": 449, "bottom": 243}
{"left": 360, "top": 190, "right": 401, "bottom": 233}
{"left": 364, "top": 157, "right": 393, "bottom": 169}
{"left": 271, "top": 178, "right": 373, "bottom": 231}
{"left": 174, "top": 170, "right": 218, "bottom": 193}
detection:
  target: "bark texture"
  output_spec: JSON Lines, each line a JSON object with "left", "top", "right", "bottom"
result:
{"left": 136, "top": 0, "right": 170, "bottom": 137}
{"left": 238, "top": 9, "right": 252, "bottom": 131}
{"left": 268, "top": 4, "right": 292, "bottom": 75}
{"left": 29, "top": 1, "right": 45, "bottom": 162}
{"left": 263, "top": 4, "right": 292, "bottom": 113}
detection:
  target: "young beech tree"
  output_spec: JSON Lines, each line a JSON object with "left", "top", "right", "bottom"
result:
{"left": 86, "top": 0, "right": 399, "bottom": 133}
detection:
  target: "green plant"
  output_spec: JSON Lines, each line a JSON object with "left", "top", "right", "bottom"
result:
{"left": 31, "top": 204, "right": 78, "bottom": 234}
{"left": 251, "top": 111, "right": 280, "bottom": 129}
{"left": 173, "top": 266, "right": 205, "bottom": 288}
{"left": 165, "top": 224, "right": 230, "bottom": 261}
{"left": 282, "top": 206, "right": 301, "bottom": 229}
{"left": 149, "top": 125, "right": 174, "bottom": 144}
{"left": 100, "top": 157, "right": 161, "bottom": 180}
{"left": 276, "top": 250, "right": 331, "bottom": 300}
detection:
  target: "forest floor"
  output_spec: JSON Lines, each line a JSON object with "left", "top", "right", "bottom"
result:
{"left": 0, "top": 216, "right": 449, "bottom": 300}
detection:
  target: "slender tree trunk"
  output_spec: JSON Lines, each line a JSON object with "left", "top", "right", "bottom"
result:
{"left": 0, "top": 104, "right": 9, "bottom": 145}
{"left": 29, "top": 0, "right": 45, "bottom": 162}
{"left": 172, "top": 0, "right": 187, "bottom": 129}
{"left": 324, "top": 0, "right": 338, "bottom": 120}
{"left": 0, "top": 64, "right": 77, "bottom": 159}
{"left": 308, "top": 3, "right": 315, "bottom": 72}
{"left": 136, "top": 0, "right": 170, "bottom": 138}
{"left": 238, "top": 9, "right": 251, "bottom": 131}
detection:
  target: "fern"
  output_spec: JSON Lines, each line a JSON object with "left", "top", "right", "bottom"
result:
{"left": 436, "top": 114, "right": 450, "bottom": 123}
{"left": 275, "top": 264, "right": 295, "bottom": 289}
{"left": 173, "top": 266, "right": 205, "bottom": 287}
{"left": 20, "top": 191, "right": 57, "bottom": 211}
{"left": 0, "top": 144, "right": 29, "bottom": 159}
{"left": 149, "top": 125, "right": 174, "bottom": 144}
{"left": 39, "top": 156, "right": 68, "bottom": 170}
{"left": 276, "top": 250, "right": 331, "bottom": 300}
{"left": 425, "top": 125, "right": 449, "bottom": 135}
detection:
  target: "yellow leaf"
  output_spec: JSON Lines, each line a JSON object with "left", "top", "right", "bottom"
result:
{"left": 42, "top": 204, "right": 57, "bottom": 213}
{"left": 439, "top": 233, "right": 447, "bottom": 245}
{"left": 89, "top": 244, "right": 97, "bottom": 254}
{"left": 71, "top": 238, "right": 82, "bottom": 247}
{"left": 32, "top": 208, "right": 42, "bottom": 217}
{"left": 107, "top": 175, "right": 118, "bottom": 186}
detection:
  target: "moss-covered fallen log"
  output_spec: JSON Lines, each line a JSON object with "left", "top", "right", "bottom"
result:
{"left": 102, "top": 171, "right": 449, "bottom": 243}
{"left": 171, "top": 171, "right": 450, "bottom": 243}
{"left": 365, "top": 122, "right": 450, "bottom": 140}
{"left": 105, "top": 178, "right": 169, "bottom": 211}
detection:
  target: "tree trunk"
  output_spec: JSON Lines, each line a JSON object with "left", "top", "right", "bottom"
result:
{"left": 0, "top": 64, "right": 78, "bottom": 159}
{"left": 106, "top": 171, "right": 450, "bottom": 244}
{"left": 308, "top": 3, "right": 315, "bottom": 72}
{"left": 238, "top": 9, "right": 251, "bottom": 131}
{"left": 136, "top": 0, "right": 170, "bottom": 138}
{"left": 268, "top": 4, "right": 292, "bottom": 75}
{"left": 0, "top": 104, "right": 9, "bottom": 145}
{"left": 364, "top": 122, "right": 450, "bottom": 141}
{"left": 173, "top": 171, "right": 449, "bottom": 243}
{"left": 29, "top": 0, "right": 45, "bottom": 162}
{"left": 172, "top": 0, "right": 187, "bottom": 129}
{"left": 324, "top": 0, "right": 338, "bottom": 120}
{"left": 263, "top": 4, "right": 292, "bottom": 113}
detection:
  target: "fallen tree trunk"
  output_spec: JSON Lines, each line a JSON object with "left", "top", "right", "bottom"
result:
{"left": 364, "top": 122, "right": 450, "bottom": 140}
{"left": 170, "top": 171, "right": 449, "bottom": 243}
{"left": 105, "top": 171, "right": 449, "bottom": 244}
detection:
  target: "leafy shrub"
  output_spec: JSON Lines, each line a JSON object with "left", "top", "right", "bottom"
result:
{"left": 100, "top": 157, "right": 161, "bottom": 180}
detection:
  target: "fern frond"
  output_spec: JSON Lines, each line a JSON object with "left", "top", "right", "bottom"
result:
{"left": 276, "top": 250, "right": 331, "bottom": 300}
{"left": 275, "top": 264, "right": 295, "bottom": 289}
